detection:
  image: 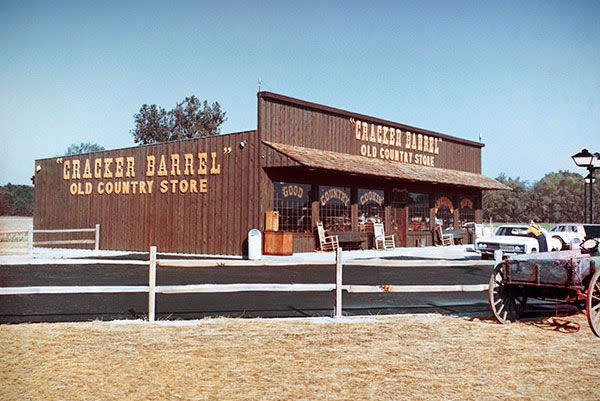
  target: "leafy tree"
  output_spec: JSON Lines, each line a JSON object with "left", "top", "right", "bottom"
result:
{"left": 0, "top": 184, "right": 34, "bottom": 216}
{"left": 483, "top": 171, "right": 600, "bottom": 224}
{"left": 483, "top": 174, "right": 531, "bottom": 223}
{"left": 131, "top": 104, "right": 172, "bottom": 144}
{"left": 63, "top": 142, "right": 105, "bottom": 156}
{"left": 131, "top": 95, "right": 227, "bottom": 145}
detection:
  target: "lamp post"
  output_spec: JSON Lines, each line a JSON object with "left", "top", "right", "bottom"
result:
{"left": 572, "top": 149, "right": 599, "bottom": 223}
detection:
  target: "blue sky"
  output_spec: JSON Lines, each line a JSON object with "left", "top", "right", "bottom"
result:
{"left": 1, "top": 0, "right": 599, "bottom": 185}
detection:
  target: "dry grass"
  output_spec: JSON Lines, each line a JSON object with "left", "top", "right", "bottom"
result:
{"left": 1, "top": 313, "right": 599, "bottom": 401}
{"left": 0, "top": 216, "right": 32, "bottom": 232}
{"left": 0, "top": 217, "right": 31, "bottom": 252}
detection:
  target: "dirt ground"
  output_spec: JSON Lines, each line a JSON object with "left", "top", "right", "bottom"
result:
{"left": 1, "top": 313, "right": 598, "bottom": 401}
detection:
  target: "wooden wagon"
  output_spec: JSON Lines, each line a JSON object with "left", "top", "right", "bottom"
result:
{"left": 488, "top": 239, "right": 600, "bottom": 337}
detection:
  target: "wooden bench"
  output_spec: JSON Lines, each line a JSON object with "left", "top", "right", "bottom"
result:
{"left": 327, "top": 231, "right": 365, "bottom": 250}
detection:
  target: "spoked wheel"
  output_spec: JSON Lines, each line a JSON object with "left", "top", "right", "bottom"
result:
{"left": 489, "top": 262, "right": 527, "bottom": 323}
{"left": 586, "top": 269, "right": 600, "bottom": 338}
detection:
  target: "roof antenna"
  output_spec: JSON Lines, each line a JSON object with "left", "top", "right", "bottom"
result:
{"left": 258, "top": 77, "right": 263, "bottom": 92}
{"left": 479, "top": 133, "right": 483, "bottom": 143}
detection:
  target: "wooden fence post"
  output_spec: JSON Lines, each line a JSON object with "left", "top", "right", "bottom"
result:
{"left": 94, "top": 224, "right": 100, "bottom": 251}
{"left": 149, "top": 246, "right": 157, "bottom": 322}
{"left": 334, "top": 247, "right": 343, "bottom": 318}
{"left": 27, "top": 224, "right": 34, "bottom": 255}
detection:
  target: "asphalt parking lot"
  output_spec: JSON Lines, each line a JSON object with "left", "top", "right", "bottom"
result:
{"left": 0, "top": 261, "right": 495, "bottom": 322}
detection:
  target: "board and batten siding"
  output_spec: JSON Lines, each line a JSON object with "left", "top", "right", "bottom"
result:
{"left": 33, "top": 131, "right": 260, "bottom": 255}
{"left": 258, "top": 92, "right": 482, "bottom": 174}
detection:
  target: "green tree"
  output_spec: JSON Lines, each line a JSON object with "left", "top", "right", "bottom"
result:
{"left": 0, "top": 184, "right": 34, "bottom": 216}
{"left": 131, "top": 96, "right": 226, "bottom": 145}
{"left": 483, "top": 174, "right": 531, "bottom": 223}
{"left": 529, "top": 171, "right": 585, "bottom": 223}
{"left": 131, "top": 104, "right": 172, "bottom": 144}
{"left": 63, "top": 142, "right": 105, "bottom": 156}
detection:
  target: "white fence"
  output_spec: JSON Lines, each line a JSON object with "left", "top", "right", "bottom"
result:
{"left": 0, "top": 247, "right": 490, "bottom": 321}
{"left": 0, "top": 224, "right": 100, "bottom": 253}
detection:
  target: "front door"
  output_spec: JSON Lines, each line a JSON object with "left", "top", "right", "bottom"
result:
{"left": 389, "top": 204, "right": 407, "bottom": 247}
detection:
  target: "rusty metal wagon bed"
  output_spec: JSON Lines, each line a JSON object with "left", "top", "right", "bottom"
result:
{"left": 488, "top": 242, "right": 600, "bottom": 337}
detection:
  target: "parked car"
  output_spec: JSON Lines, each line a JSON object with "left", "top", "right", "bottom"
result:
{"left": 475, "top": 224, "right": 561, "bottom": 259}
{"left": 549, "top": 223, "right": 600, "bottom": 249}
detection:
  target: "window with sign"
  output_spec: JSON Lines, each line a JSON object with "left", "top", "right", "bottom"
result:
{"left": 358, "top": 189, "right": 384, "bottom": 227}
{"left": 458, "top": 197, "right": 475, "bottom": 226}
{"left": 408, "top": 192, "right": 429, "bottom": 231}
{"left": 319, "top": 186, "right": 351, "bottom": 231}
{"left": 273, "top": 182, "right": 312, "bottom": 232}
{"left": 435, "top": 195, "right": 454, "bottom": 228}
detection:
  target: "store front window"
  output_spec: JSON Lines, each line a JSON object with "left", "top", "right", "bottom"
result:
{"left": 458, "top": 197, "right": 475, "bottom": 226}
{"left": 358, "top": 189, "right": 384, "bottom": 228}
{"left": 319, "top": 185, "right": 351, "bottom": 231}
{"left": 434, "top": 195, "right": 454, "bottom": 229}
{"left": 273, "top": 182, "right": 312, "bottom": 232}
{"left": 408, "top": 192, "right": 430, "bottom": 231}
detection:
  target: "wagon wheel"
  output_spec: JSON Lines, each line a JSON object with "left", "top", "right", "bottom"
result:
{"left": 488, "top": 262, "right": 527, "bottom": 324}
{"left": 586, "top": 269, "right": 600, "bottom": 338}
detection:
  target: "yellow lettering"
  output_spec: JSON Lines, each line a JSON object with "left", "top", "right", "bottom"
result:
{"left": 146, "top": 155, "right": 155, "bottom": 176}
{"left": 361, "top": 122, "right": 369, "bottom": 141}
{"left": 82, "top": 160, "right": 92, "bottom": 179}
{"left": 97, "top": 182, "right": 105, "bottom": 194}
{"left": 210, "top": 152, "right": 221, "bottom": 174}
{"left": 170, "top": 154, "right": 181, "bottom": 176}
{"left": 184, "top": 153, "right": 194, "bottom": 175}
{"left": 126, "top": 157, "right": 135, "bottom": 177}
{"left": 63, "top": 161, "right": 70, "bottom": 180}
{"left": 355, "top": 120, "right": 362, "bottom": 140}
{"left": 159, "top": 180, "right": 168, "bottom": 193}
{"left": 199, "top": 179, "right": 208, "bottom": 193}
{"left": 114, "top": 157, "right": 124, "bottom": 178}
{"left": 189, "top": 179, "right": 198, "bottom": 193}
{"left": 69, "top": 183, "right": 77, "bottom": 195}
{"left": 103, "top": 158, "right": 113, "bottom": 178}
{"left": 72, "top": 160, "right": 81, "bottom": 179}
{"left": 94, "top": 159, "right": 102, "bottom": 178}
{"left": 382, "top": 126, "right": 389, "bottom": 145}
{"left": 376, "top": 125, "right": 382, "bottom": 144}
{"left": 198, "top": 153, "right": 207, "bottom": 174}
{"left": 105, "top": 181, "right": 114, "bottom": 194}
{"left": 157, "top": 155, "right": 168, "bottom": 176}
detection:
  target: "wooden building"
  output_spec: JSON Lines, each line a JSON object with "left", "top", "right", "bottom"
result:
{"left": 33, "top": 92, "right": 508, "bottom": 255}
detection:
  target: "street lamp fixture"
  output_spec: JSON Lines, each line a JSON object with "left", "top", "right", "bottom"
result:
{"left": 571, "top": 148, "right": 595, "bottom": 168}
{"left": 572, "top": 149, "right": 599, "bottom": 224}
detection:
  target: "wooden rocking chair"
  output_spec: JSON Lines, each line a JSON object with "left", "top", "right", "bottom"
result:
{"left": 373, "top": 223, "right": 395, "bottom": 250}
{"left": 317, "top": 221, "right": 339, "bottom": 252}
{"left": 437, "top": 226, "right": 454, "bottom": 246}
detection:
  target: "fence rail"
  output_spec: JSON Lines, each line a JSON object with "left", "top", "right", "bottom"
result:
{"left": 0, "top": 246, "right": 490, "bottom": 321}
{"left": 0, "top": 224, "right": 100, "bottom": 252}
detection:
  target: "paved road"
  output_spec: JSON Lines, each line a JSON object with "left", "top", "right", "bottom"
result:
{"left": 0, "top": 261, "right": 500, "bottom": 323}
